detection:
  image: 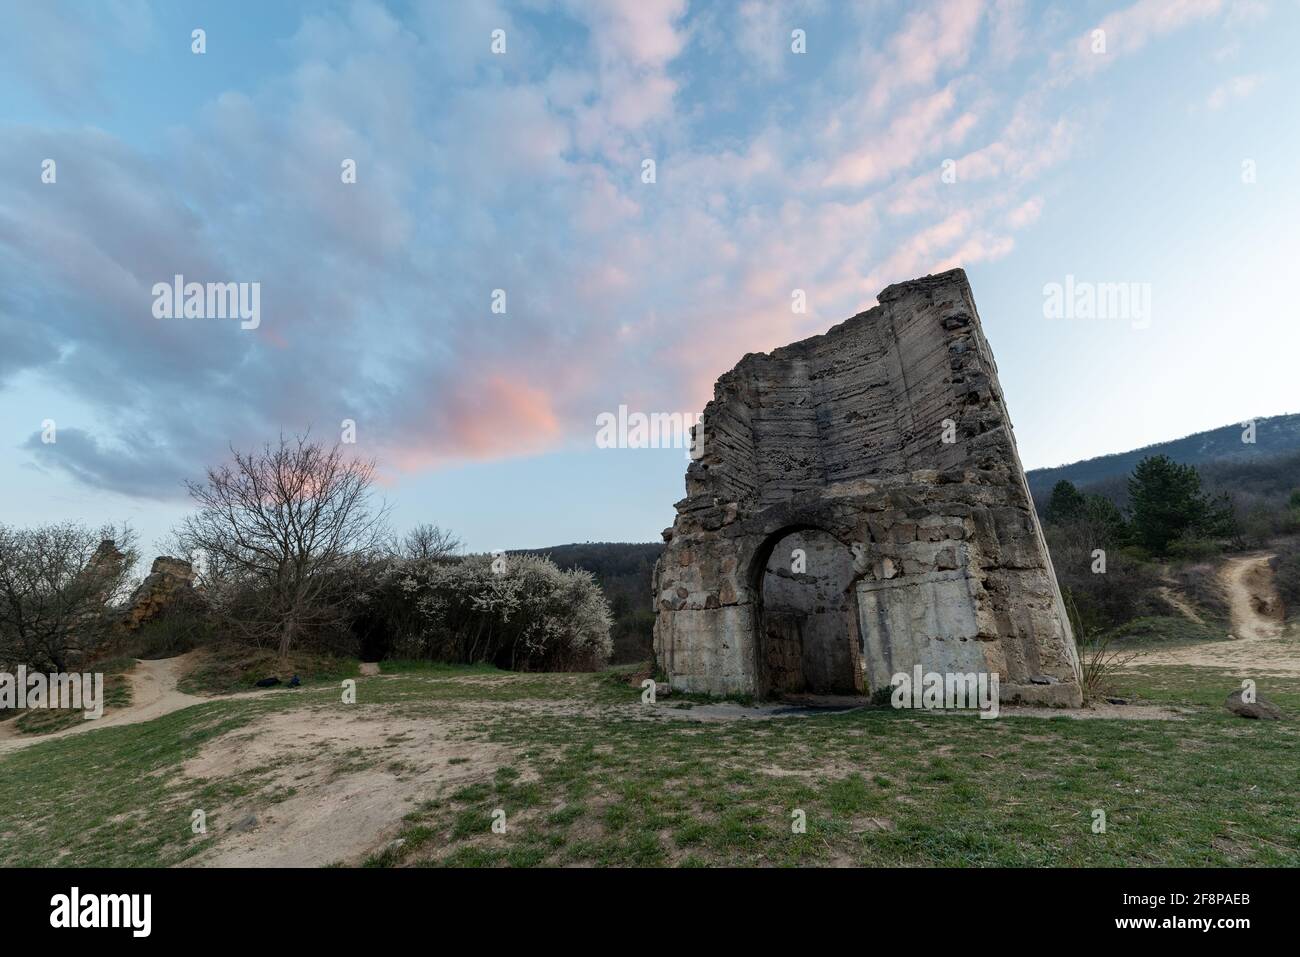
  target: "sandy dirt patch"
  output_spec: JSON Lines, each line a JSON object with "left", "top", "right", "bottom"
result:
{"left": 181, "top": 706, "right": 514, "bottom": 867}
{"left": 1131, "top": 553, "right": 1296, "bottom": 674}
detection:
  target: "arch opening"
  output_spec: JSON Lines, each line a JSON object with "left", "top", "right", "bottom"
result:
{"left": 753, "top": 528, "right": 865, "bottom": 700}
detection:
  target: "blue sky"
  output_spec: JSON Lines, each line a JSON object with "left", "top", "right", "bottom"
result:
{"left": 1, "top": 0, "right": 1297, "bottom": 555}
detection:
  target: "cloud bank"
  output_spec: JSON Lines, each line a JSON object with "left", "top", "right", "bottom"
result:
{"left": 0, "top": 0, "right": 1261, "bottom": 498}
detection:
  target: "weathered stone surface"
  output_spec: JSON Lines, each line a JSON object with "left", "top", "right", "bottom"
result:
{"left": 1224, "top": 689, "right": 1284, "bottom": 720}
{"left": 83, "top": 539, "right": 126, "bottom": 604}
{"left": 653, "top": 269, "right": 1082, "bottom": 706}
{"left": 88, "top": 539, "right": 125, "bottom": 574}
{"left": 122, "top": 556, "right": 198, "bottom": 630}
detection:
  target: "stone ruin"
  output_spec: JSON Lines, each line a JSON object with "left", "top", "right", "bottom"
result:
{"left": 83, "top": 543, "right": 199, "bottom": 632}
{"left": 122, "top": 556, "right": 198, "bottom": 630}
{"left": 652, "top": 269, "right": 1082, "bottom": 707}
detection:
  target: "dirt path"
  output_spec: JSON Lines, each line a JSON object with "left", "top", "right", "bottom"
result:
{"left": 0, "top": 653, "right": 211, "bottom": 754}
{"left": 1222, "top": 553, "right": 1284, "bottom": 640}
{"left": 1131, "top": 553, "right": 1295, "bottom": 674}
{"left": 1156, "top": 570, "right": 1205, "bottom": 624}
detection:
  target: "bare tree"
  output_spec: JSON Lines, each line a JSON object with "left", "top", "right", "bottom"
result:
{"left": 176, "top": 434, "right": 389, "bottom": 658}
{"left": 0, "top": 522, "right": 139, "bottom": 671}
{"left": 397, "top": 523, "right": 462, "bottom": 563}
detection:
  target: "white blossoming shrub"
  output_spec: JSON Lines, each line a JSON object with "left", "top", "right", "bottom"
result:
{"left": 361, "top": 554, "right": 612, "bottom": 671}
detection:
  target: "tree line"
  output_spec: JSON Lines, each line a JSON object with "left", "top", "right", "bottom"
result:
{"left": 0, "top": 434, "right": 612, "bottom": 674}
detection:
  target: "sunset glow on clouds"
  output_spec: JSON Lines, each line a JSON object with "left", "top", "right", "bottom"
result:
{"left": 1, "top": 0, "right": 1296, "bottom": 550}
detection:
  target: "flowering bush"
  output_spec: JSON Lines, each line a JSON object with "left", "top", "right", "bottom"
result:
{"left": 355, "top": 553, "right": 612, "bottom": 671}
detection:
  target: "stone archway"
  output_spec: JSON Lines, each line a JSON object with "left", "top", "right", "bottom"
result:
{"left": 751, "top": 527, "right": 864, "bottom": 699}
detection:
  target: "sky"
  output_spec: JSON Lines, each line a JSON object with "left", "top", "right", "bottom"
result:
{"left": 0, "top": 0, "right": 1297, "bottom": 556}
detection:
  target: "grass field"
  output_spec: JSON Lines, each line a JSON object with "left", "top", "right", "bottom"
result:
{"left": 0, "top": 642, "right": 1296, "bottom": 868}
{"left": 0, "top": 657, "right": 135, "bottom": 737}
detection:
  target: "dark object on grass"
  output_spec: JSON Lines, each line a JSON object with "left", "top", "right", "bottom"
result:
{"left": 1224, "top": 689, "right": 1284, "bottom": 720}
{"left": 288, "top": 674, "right": 301, "bottom": 688}
{"left": 254, "top": 676, "right": 281, "bottom": 688}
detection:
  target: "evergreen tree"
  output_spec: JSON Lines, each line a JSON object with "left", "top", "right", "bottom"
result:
{"left": 1127, "top": 455, "right": 1231, "bottom": 553}
{"left": 1083, "top": 493, "right": 1128, "bottom": 545}
{"left": 1044, "top": 480, "right": 1087, "bottom": 526}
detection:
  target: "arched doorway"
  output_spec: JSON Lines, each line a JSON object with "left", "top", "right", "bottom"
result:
{"left": 751, "top": 527, "right": 864, "bottom": 699}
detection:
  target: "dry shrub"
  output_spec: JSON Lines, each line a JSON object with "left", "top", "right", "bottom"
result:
{"left": 1066, "top": 592, "right": 1138, "bottom": 705}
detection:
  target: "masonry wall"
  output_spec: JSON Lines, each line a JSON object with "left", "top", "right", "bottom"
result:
{"left": 654, "top": 269, "right": 1083, "bottom": 707}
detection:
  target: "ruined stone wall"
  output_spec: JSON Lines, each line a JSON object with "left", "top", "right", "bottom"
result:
{"left": 654, "top": 269, "right": 1082, "bottom": 707}
{"left": 122, "top": 556, "right": 198, "bottom": 631}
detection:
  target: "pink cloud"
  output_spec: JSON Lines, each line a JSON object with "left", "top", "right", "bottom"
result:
{"left": 1054, "top": 0, "right": 1226, "bottom": 81}
{"left": 989, "top": 0, "right": 1027, "bottom": 66}
{"left": 1205, "top": 73, "right": 1262, "bottom": 109}
{"left": 867, "top": 0, "right": 985, "bottom": 108}
{"left": 388, "top": 375, "right": 563, "bottom": 473}
{"left": 1006, "top": 196, "right": 1043, "bottom": 228}
{"left": 822, "top": 87, "right": 958, "bottom": 188}
{"left": 574, "top": 0, "right": 689, "bottom": 67}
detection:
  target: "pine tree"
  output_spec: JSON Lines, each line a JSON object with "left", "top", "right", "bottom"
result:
{"left": 1044, "top": 480, "right": 1087, "bottom": 526}
{"left": 1127, "top": 455, "right": 1231, "bottom": 553}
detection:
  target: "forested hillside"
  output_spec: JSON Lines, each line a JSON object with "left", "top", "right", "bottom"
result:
{"left": 1026, "top": 413, "right": 1300, "bottom": 499}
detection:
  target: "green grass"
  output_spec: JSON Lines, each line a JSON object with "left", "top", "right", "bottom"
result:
{"left": 0, "top": 699, "right": 273, "bottom": 865}
{"left": 8, "top": 657, "right": 137, "bottom": 736}
{"left": 354, "top": 665, "right": 1300, "bottom": 868}
{"left": 1, "top": 658, "right": 1296, "bottom": 868}
{"left": 1106, "top": 615, "right": 1230, "bottom": 647}
{"left": 380, "top": 659, "right": 504, "bottom": 676}
{"left": 176, "top": 643, "right": 360, "bottom": 695}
